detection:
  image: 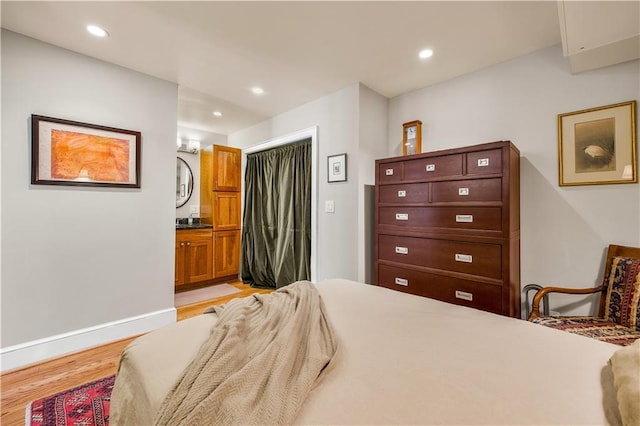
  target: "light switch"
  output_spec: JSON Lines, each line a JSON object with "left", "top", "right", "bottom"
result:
{"left": 325, "top": 200, "right": 335, "bottom": 213}
{"left": 189, "top": 205, "right": 200, "bottom": 214}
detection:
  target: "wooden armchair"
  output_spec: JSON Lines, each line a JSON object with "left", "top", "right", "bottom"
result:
{"left": 528, "top": 244, "right": 640, "bottom": 346}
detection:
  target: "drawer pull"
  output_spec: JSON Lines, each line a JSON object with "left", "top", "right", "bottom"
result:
{"left": 455, "top": 253, "right": 473, "bottom": 263}
{"left": 397, "top": 190, "right": 406, "bottom": 197}
{"left": 458, "top": 187, "right": 469, "bottom": 196}
{"left": 455, "top": 290, "right": 473, "bottom": 301}
{"left": 395, "top": 277, "right": 409, "bottom": 286}
{"left": 455, "top": 214, "right": 473, "bottom": 223}
{"left": 395, "top": 213, "right": 409, "bottom": 221}
{"left": 478, "top": 158, "right": 489, "bottom": 167}
{"left": 395, "top": 246, "right": 408, "bottom": 255}
{"left": 425, "top": 164, "right": 436, "bottom": 172}
{"left": 385, "top": 168, "right": 394, "bottom": 176}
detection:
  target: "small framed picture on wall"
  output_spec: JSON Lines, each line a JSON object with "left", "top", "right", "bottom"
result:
{"left": 327, "top": 153, "right": 347, "bottom": 182}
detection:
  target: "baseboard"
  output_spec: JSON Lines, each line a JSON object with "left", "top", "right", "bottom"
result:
{"left": 0, "top": 307, "right": 176, "bottom": 372}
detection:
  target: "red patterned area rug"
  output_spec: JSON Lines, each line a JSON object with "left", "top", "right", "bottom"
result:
{"left": 26, "top": 375, "right": 115, "bottom": 426}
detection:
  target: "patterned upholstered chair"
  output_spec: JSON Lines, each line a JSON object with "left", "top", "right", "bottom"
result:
{"left": 528, "top": 244, "right": 640, "bottom": 346}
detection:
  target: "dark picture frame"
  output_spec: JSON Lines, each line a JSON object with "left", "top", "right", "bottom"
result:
{"left": 558, "top": 101, "right": 637, "bottom": 186}
{"left": 31, "top": 114, "right": 141, "bottom": 188}
{"left": 327, "top": 153, "right": 347, "bottom": 182}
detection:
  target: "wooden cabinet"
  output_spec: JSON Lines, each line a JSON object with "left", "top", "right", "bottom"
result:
{"left": 213, "top": 145, "right": 241, "bottom": 191}
{"left": 375, "top": 141, "right": 520, "bottom": 317}
{"left": 214, "top": 230, "right": 241, "bottom": 278}
{"left": 175, "top": 229, "right": 213, "bottom": 287}
{"left": 200, "top": 145, "right": 242, "bottom": 279}
{"left": 212, "top": 192, "right": 241, "bottom": 230}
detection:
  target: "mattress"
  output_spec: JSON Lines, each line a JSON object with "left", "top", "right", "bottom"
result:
{"left": 111, "top": 278, "right": 623, "bottom": 425}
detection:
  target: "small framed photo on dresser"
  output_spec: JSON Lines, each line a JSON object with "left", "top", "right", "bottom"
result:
{"left": 402, "top": 120, "right": 422, "bottom": 156}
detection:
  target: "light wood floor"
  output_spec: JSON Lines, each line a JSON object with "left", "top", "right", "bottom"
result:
{"left": 0, "top": 280, "right": 270, "bottom": 426}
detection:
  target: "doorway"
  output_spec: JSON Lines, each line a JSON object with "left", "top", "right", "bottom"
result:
{"left": 242, "top": 126, "right": 318, "bottom": 282}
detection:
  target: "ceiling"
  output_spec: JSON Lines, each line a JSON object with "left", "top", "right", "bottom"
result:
{"left": 2, "top": 1, "right": 638, "bottom": 138}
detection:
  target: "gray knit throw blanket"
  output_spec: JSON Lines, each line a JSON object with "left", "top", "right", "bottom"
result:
{"left": 154, "top": 281, "right": 338, "bottom": 425}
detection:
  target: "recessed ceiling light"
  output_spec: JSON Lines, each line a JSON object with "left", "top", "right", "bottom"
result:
{"left": 419, "top": 49, "right": 434, "bottom": 59}
{"left": 213, "top": 111, "right": 223, "bottom": 117}
{"left": 251, "top": 87, "right": 264, "bottom": 95}
{"left": 86, "top": 24, "right": 109, "bottom": 38}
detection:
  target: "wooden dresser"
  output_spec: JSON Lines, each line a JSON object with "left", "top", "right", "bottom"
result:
{"left": 375, "top": 141, "right": 520, "bottom": 317}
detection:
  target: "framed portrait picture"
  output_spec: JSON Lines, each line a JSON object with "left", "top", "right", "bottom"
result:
{"left": 31, "top": 115, "right": 141, "bottom": 188}
{"left": 558, "top": 101, "right": 636, "bottom": 186}
{"left": 402, "top": 120, "right": 422, "bottom": 156}
{"left": 327, "top": 153, "right": 347, "bottom": 183}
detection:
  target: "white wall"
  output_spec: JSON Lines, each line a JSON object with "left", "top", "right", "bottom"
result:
{"left": 389, "top": 44, "right": 640, "bottom": 316}
{"left": 228, "top": 84, "right": 360, "bottom": 282}
{"left": 357, "top": 84, "right": 388, "bottom": 282}
{"left": 1, "top": 31, "right": 178, "bottom": 366}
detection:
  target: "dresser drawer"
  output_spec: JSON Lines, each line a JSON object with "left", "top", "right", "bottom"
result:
{"left": 378, "top": 162, "right": 404, "bottom": 184}
{"left": 377, "top": 263, "right": 503, "bottom": 314}
{"left": 378, "top": 235, "right": 502, "bottom": 279}
{"left": 378, "top": 206, "right": 502, "bottom": 231}
{"left": 404, "top": 154, "right": 463, "bottom": 181}
{"left": 467, "top": 149, "right": 502, "bottom": 175}
{"left": 431, "top": 178, "right": 502, "bottom": 203}
{"left": 378, "top": 182, "right": 429, "bottom": 204}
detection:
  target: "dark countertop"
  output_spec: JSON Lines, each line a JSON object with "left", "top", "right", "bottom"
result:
{"left": 176, "top": 223, "right": 213, "bottom": 230}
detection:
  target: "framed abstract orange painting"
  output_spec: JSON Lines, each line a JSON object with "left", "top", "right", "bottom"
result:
{"left": 31, "top": 115, "right": 141, "bottom": 188}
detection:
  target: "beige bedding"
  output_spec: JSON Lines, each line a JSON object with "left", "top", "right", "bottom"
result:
{"left": 111, "top": 278, "right": 624, "bottom": 425}
{"left": 609, "top": 339, "right": 640, "bottom": 426}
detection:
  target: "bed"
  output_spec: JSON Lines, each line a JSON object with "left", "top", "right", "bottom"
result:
{"left": 110, "top": 278, "right": 637, "bottom": 425}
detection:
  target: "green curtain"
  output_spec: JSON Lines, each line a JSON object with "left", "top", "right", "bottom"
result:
{"left": 241, "top": 140, "right": 311, "bottom": 289}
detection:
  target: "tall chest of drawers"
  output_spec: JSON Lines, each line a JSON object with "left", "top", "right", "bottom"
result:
{"left": 375, "top": 141, "right": 521, "bottom": 317}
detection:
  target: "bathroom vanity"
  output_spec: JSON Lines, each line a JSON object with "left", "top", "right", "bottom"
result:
{"left": 175, "top": 226, "right": 213, "bottom": 287}
{"left": 174, "top": 144, "right": 242, "bottom": 288}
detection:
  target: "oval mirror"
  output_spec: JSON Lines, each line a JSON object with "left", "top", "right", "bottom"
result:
{"left": 176, "top": 157, "right": 194, "bottom": 208}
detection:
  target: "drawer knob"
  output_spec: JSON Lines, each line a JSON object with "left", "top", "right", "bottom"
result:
{"left": 397, "top": 190, "right": 406, "bottom": 197}
{"left": 395, "top": 213, "right": 409, "bottom": 221}
{"left": 395, "top": 277, "right": 409, "bottom": 286}
{"left": 425, "top": 164, "right": 436, "bottom": 172}
{"left": 395, "top": 246, "right": 408, "bottom": 255}
{"left": 477, "top": 158, "right": 489, "bottom": 167}
{"left": 455, "top": 214, "right": 473, "bottom": 223}
{"left": 458, "top": 187, "right": 469, "bottom": 196}
{"left": 385, "top": 168, "right": 394, "bottom": 176}
{"left": 455, "top": 290, "right": 473, "bottom": 301}
{"left": 455, "top": 253, "right": 473, "bottom": 263}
